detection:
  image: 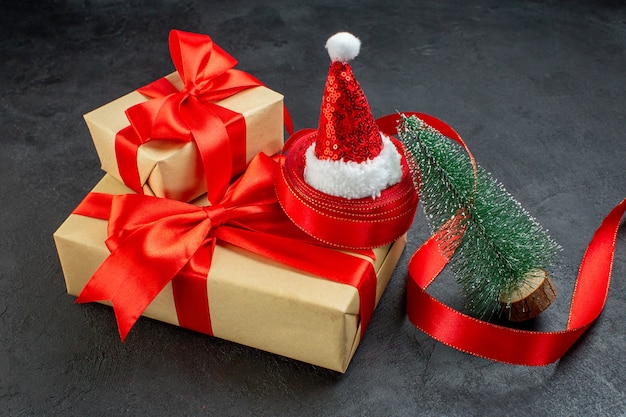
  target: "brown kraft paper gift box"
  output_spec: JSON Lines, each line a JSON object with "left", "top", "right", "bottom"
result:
{"left": 84, "top": 72, "right": 285, "bottom": 202}
{"left": 53, "top": 174, "right": 407, "bottom": 373}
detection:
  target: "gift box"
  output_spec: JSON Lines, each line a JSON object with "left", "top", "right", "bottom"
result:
{"left": 54, "top": 161, "right": 406, "bottom": 372}
{"left": 84, "top": 30, "right": 286, "bottom": 202}
{"left": 85, "top": 72, "right": 284, "bottom": 202}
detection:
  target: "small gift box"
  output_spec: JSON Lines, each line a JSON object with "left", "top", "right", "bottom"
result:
{"left": 54, "top": 155, "right": 406, "bottom": 372}
{"left": 84, "top": 30, "right": 285, "bottom": 202}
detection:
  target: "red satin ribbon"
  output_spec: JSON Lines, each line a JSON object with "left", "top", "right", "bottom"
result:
{"left": 73, "top": 154, "right": 378, "bottom": 341}
{"left": 379, "top": 112, "right": 626, "bottom": 366}
{"left": 115, "top": 29, "right": 267, "bottom": 202}
{"left": 276, "top": 128, "right": 419, "bottom": 249}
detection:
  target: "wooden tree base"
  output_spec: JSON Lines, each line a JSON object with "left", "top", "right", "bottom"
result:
{"left": 500, "top": 269, "right": 557, "bottom": 322}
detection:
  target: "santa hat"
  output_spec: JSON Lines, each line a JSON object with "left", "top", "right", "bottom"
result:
{"left": 275, "top": 32, "right": 418, "bottom": 249}
{"left": 304, "top": 32, "right": 403, "bottom": 199}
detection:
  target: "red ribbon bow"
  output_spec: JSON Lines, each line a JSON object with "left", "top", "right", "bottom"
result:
{"left": 74, "top": 154, "right": 378, "bottom": 341}
{"left": 115, "top": 29, "right": 270, "bottom": 202}
{"left": 378, "top": 112, "right": 626, "bottom": 366}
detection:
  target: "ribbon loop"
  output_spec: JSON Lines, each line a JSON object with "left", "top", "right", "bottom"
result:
{"left": 115, "top": 29, "right": 265, "bottom": 200}
{"left": 75, "top": 154, "right": 380, "bottom": 343}
{"left": 168, "top": 29, "right": 238, "bottom": 91}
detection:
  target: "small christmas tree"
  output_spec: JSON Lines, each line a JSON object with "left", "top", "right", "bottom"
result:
{"left": 398, "top": 114, "right": 561, "bottom": 321}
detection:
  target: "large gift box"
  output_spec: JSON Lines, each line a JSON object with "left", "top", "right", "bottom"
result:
{"left": 53, "top": 155, "right": 406, "bottom": 373}
{"left": 84, "top": 30, "right": 285, "bottom": 202}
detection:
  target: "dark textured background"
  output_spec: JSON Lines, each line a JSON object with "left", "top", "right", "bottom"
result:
{"left": 1, "top": 1, "right": 625, "bottom": 415}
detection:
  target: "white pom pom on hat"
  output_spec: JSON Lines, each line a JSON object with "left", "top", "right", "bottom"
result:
{"left": 325, "top": 32, "right": 361, "bottom": 62}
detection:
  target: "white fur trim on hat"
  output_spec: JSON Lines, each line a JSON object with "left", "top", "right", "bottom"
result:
{"left": 303, "top": 134, "right": 403, "bottom": 199}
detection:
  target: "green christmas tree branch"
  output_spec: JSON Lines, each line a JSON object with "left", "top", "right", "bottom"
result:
{"left": 398, "top": 114, "right": 561, "bottom": 319}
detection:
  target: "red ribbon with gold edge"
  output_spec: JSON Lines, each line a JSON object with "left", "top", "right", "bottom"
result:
{"left": 378, "top": 112, "right": 626, "bottom": 366}
{"left": 73, "top": 153, "right": 378, "bottom": 341}
{"left": 115, "top": 29, "right": 272, "bottom": 203}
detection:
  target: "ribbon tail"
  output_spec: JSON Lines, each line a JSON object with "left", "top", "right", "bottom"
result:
{"left": 568, "top": 197, "right": 626, "bottom": 328}
{"left": 75, "top": 243, "right": 165, "bottom": 341}
{"left": 172, "top": 238, "right": 217, "bottom": 335}
{"left": 190, "top": 109, "right": 233, "bottom": 203}
{"left": 76, "top": 211, "right": 212, "bottom": 341}
{"left": 407, "top": 275, "right": 589, "bottom": 365}
{"left": 114, "top": 126, "right": 144, "bottom": 194}
{"left": 406, "top": 198, "right": 626, "bottom": 365}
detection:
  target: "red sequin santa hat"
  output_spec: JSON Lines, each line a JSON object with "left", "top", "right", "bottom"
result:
{"left": 275, "top": 32, "right": 418, "bottom": 249}
{"left": 305, "top": 32, "right": 403, "bottom": 198}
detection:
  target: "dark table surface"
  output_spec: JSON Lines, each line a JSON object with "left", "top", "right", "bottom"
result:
{"left": 2, "top": 1, "right": 625, "bottom": 415}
